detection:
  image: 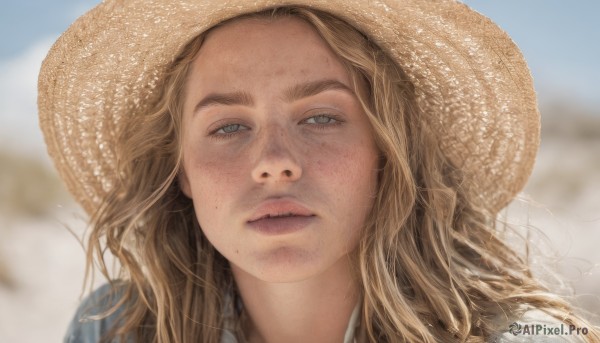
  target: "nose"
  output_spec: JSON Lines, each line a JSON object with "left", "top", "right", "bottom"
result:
{"left": 251, "top": 126, "right": 302, "bottom": 184}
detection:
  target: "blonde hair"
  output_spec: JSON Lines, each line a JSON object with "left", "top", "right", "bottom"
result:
{"left": 85, "top": 6, "right": 599, "bottom": 343}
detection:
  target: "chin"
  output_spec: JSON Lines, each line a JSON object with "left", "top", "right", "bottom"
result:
{"left": 242, "top": 246, "right": 331, "bottom": 283}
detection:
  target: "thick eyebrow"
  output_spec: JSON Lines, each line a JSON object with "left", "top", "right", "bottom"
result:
{"left": 283, "top": 79, "right": 356, "bottom": 102}
{"left": 193, "top": 79, "right": 355, "bottom": 115}
{"left": 193, "top": 91, "right": 254, "bottom": 115}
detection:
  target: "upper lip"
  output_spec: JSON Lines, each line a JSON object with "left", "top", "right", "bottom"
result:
{"left": 247, "top": 198, "right": 315, "bottom": 223}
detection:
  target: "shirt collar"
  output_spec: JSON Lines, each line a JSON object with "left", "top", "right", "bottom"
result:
{"left": 220, "top": 292, "right": 362, "bottom": 343}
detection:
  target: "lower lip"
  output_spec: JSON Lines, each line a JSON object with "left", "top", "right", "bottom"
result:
{"left": 247, "top": 215, "right": 316, "bottom": 235}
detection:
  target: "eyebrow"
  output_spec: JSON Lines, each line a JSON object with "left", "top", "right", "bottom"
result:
{"left": 192, "top": 79, "right": 355, "bottom": 115}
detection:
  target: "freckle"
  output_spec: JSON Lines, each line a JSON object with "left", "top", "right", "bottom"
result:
{"left": 235, "top": 249, "right": 239, "bottom": 254}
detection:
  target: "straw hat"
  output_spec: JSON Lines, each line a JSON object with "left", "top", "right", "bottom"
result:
{"left": 38, "top": 0, "right": 540, "bottom": 215}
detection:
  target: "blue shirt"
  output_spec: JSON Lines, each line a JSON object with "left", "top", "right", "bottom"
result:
{"left": 64, "top": 283, "right": 361, "bottom": 343}
{"left": 64, "top": 283, "right": 587, "bottom": 343}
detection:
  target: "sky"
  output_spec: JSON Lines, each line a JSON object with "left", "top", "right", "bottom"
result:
{"left": 462, "top": 0, "right": 600, "bottom": 110}
{"left": 0, "top": 0, "right": 599, "bottom": 158}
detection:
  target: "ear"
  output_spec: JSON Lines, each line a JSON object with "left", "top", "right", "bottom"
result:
{"left": 178, "top": 168, "right": 193, "bottom": 198}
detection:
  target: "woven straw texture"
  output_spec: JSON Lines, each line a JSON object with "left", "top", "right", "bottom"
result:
{"left": 38, "top": 0, "right": 540, "bottom": 215}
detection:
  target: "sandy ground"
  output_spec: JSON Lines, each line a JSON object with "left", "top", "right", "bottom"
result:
{"left": 0, "top": 206, "right": 119, "bottom": 342}
{"left": 0, "top": 210, "right": 96, "bottom": 342}
{"left": 518, "top": 137, "right": 600, "bottom": 317}
{"left": 0, "top": 126, "right": 599, "bottom": 342}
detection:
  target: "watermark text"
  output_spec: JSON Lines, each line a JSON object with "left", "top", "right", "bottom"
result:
{"left": 508, "top": 322, "right": 589, "bottom": 337}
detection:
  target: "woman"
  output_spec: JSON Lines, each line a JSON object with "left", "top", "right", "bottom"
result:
{"left": 38, "top": 1, "right": 598, "bottom": 342}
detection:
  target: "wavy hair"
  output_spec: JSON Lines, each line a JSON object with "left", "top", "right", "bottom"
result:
{"left": 85, "top": 6, "right": 599, "bottom": 343}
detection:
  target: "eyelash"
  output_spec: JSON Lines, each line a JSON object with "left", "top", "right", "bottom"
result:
{"left": 209, "top": 113, "right": 343, "bottom": 140}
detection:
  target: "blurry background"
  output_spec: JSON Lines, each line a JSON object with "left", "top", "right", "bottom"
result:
{"left": 0, "top": 1, "right": 598, "bottom": 341}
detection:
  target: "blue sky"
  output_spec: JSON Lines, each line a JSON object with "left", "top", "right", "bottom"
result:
{"left": 0, "top": 1, "right": 98, "bottom": 58}
{"left": 462, "top": 0, "right": 600, "bottom": 110}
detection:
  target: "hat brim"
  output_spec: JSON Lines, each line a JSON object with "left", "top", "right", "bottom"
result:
{"left": 38, "top": 0, "right": 540, "bottom": 215}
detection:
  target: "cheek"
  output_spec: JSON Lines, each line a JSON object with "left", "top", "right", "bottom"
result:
{"left": 183, "top": 146, "right": 247, "bottom": 224}
{"left": 186, "top": 140, "right": 246, "bottom": 188}
{"left": 313, "top": 140, "right": 378, "bottom": 253}
{"left": 310, "top": 135, "right": 379, "bottom": 247}
{"left": 314, "top": 138, "right": 378, "bottom": 196}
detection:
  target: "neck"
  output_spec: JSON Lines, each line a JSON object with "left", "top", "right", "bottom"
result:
{"left": 231, "top": 258, "right": 359, "bottom": 343}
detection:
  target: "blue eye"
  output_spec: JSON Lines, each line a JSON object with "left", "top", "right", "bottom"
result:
{"left": 217, "top": 124, "right": 244, "bottom": 134}
{"left": 210, "top": 123, "right": 249, "bottom": 140}
{"left": 305, "top": 115, "right": 337, "bottom": 125}
{"left": 303, "top": 114, "right": 343, "bottom": 128}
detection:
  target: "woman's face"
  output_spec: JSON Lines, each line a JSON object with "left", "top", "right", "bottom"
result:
{"left": 179, "top": 16, "right": 379, "bottom": 283}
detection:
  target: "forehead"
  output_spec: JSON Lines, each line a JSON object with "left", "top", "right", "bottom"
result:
{"left": 200, "top": 15, "right": 328, "bottom": 55}
{"left": 196, "top": 16, "right": 343, "bottom": 71}
{"left": 187, "top": 15, "right": 352, "bottom": 94}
